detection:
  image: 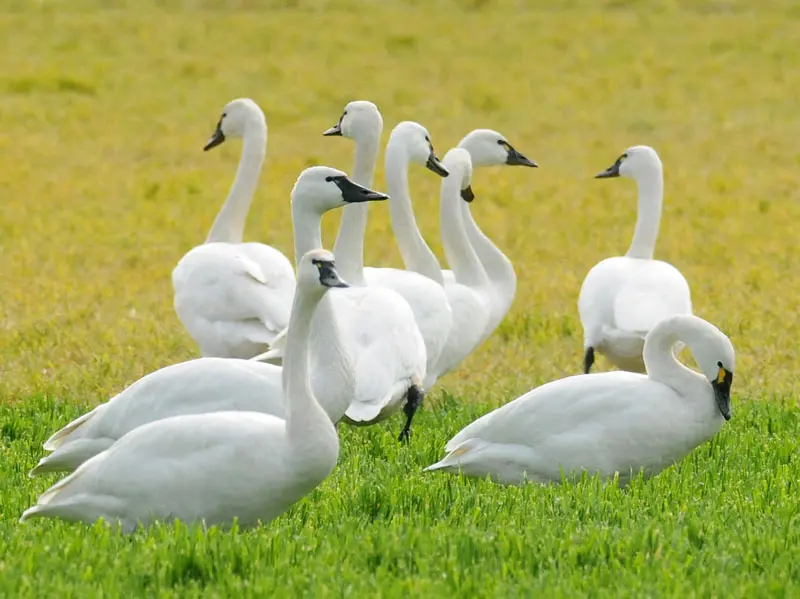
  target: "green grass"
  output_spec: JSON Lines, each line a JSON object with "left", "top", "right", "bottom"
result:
{"left": 1, "top": 0, "right": 800, "bottom": 596}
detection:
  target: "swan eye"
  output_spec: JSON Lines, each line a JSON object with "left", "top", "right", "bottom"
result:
{"left": 222, "top": 112, "right": 227, "bottom": 118}
{"left": 717, "top": 361, "right": 723, "bottom": 368}
{"left": 342, "top": 110, "right": 347, "bottom": 117}
{"left": 325, "top": 176, "right": 333, "bottom": 182}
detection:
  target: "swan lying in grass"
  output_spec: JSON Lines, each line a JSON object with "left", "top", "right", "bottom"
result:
{"left": 425, "top": 314, "right": 734, "bottom": 486}
{"left": 21, "top": 249, "right": 347, "bottom": 533}
{"left": 454, "top": 129, "right": 538, "bottom": 346}
{"left": 172, "top": 98, "right": 295, "bottom": 359}
{"left": 30, "top": 168, "right": 385, "bottom": 476}
{"left": 579, "top": 145, "right": 692, "bottom": 374}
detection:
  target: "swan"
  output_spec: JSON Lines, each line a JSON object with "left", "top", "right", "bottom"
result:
{"left": 424, "top": 148, "right": 493, "bottom": 382}
{"left": 20, "top": 249, "right": 347, "bottom": 532}
{"left": 29, "top": 168, "right": 382, "bottom": 476}
{"left": 454, "top": 129, "right": 538, "bottom": 345}
{"left": 578, "top": 145, "right": 692, "bottom": 374}
{"left": 273, "top": 165, "right": 428, "bottom": 441}
{"left": 172, "top": 98, "right": 295, "bottom": 359}
{"left": 425, "top": 314, "right": 735, "bottom": 486}
{"left": 360, "top": 121, "right": 454, "bottom": 389}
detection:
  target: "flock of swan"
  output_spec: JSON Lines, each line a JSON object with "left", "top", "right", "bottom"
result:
{"left": 19, "top": 98, "right": 736, "bottom": 533}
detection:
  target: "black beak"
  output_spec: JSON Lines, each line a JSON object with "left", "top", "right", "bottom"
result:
{"left": 330, "top": 176, "right": 389, "bottom": 203}
{"left": 317, "top": 262, "right": 349, "bottom": 288}
{"left": 506, "top": 146, "right": 538, "bottom": 168}
{"left": 203, "top": 120, "right": 226, "bottom": 151}
{"left": 595, "top": 158, "right": 622, "bottom": 179}
{"left": 460, "top": 185, "right": 475, "bottom": 203}
{"left": 425, "top": 151, "right": 450, "bottom": 178}
{"left": 323, "top": 122, "right": 342, "bottom": 137}
{"left": 711, "top": 369, "right": 733, "bottom": 421}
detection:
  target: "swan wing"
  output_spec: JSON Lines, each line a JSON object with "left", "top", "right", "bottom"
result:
{"left": 613, "top": 262, "right": 692, "bottom": 336}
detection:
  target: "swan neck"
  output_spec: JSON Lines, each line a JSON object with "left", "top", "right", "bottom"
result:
{"left": 440, "top": 176, "right": 488, "bottom": 287}
{"left": 643, "top": 320, "right": 702, "bottom": 394}
{"left": 626, "top": 169, "right": 663, "bottom": 260}
{"left": 205, "top": 127, "right": 267, "bottom": 244}
{"left": 333, "top": 132, "right": 380, "bottom": 285}
{"left": 291, "top": 204, "right": 323, "bottom": 268}
{"left": 384, "top": 143, "right": 443, "bottom": 285}
{"left": 282, "top": 286, "right": 333, "bottom": 440}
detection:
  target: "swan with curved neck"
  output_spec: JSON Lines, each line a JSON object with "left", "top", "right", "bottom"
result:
{"left": 172, "top": 98, "right": 296, "bottom": 360}
{"left": 21, "top": 249, "right": 347, "bottom": 532}
{"left": 578, "top": 145, "right": 693, "bottom": 374}
{"left": 425, "top": 148, "right": 493, "bottom": 383}
{"left": 426, "top": 314, "right": 735, "bottom": 486}
{"left": 455, "top": 129, "right": 538, "bottom": 344}
{"left": 29, "top": 169, "right": 375, "bottom": 476}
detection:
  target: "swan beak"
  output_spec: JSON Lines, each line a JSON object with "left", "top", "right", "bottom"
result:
{"left": 460, "top": 185, "right": 475, "bottom": 203}
{"left": 426, "top": 152, "right": 450, "bottom": 178}
{"left": 331, "top": 176, "right": 390, "bottom": 203}
{"left": 711, "top": 367, "right": 733, "bottom": 421}
{"left": 203, "top": 121, "right": 226, "bottom": 151}
{"left": 323, "top": 122, "right": 343, "bottom": 137}
{"left": 318, "top": 262, "right": 349, "bottom": 288}
{"left": 506, "top": 147, "right": 538, "bottom": 168}
{"left": 595, "top": 160, "right": 621, "bottom": 179}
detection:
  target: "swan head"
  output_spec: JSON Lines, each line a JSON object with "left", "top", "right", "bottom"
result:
{"left": 298, "top": 249, "right": 349, "bottom": 292}
{"left": 650, "top": 314, "right": 736, "bottom": 421}
{"left": 595, "top": 145, "right": 662, "bottom": 180}
{"left": 323, "top": 101, "right": 383, "bottom": 140}
{"left": 457, "top": 129, "right": 538, "bottom": 169}
{"left": 291, "top": 166, "right": 389, "bottom": 214}
{"left": 443, "top": 148, "right": 475, "bottom": 203}
{"left": 388, "top": 121, "right": 449, "bottom": 178}
{"left": 204, "top": 98, "right": 266, "bottom": 151}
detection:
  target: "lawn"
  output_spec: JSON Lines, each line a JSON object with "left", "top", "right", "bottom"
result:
{"left": 1, "top": 0, "right": 799, "bottom": 596}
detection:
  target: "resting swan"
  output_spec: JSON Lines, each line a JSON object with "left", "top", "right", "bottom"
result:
{"left": 426, "top": 314, "right": 735, "bottom": 486}
{"left": 172, "top": 98, "right": 295, "bottom": 359}
{"left": 579, "top": 145, "right": 692, "bottom": 374}
{"left": 21, "top": 249, "right": 347, "bottom": 532}
{"left": 30, "top": 168, "right": 381, "bottom": 476}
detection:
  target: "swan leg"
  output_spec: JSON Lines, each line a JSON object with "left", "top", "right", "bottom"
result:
{"left": 583, "top": 347, "right": 595, "bottom": 374}
{"left": 398, "top": 385, "right": 424, "bottom": 443}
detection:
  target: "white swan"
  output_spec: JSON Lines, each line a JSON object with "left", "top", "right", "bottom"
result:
{"left": 282, "top": 166, "right": 428, "bottom": 441}
{"left": 579, "top": 145, "right": 692, "bottom": 374}
{"left": 172, "top": 98, "right": 295, "bottom": 359}
{"left": 454, "top": 129, "right": 538, "bottom": 344}
{"left": 20, "top": 249, "right": 347, "bottom": 532}
{"left": 29, "top": 168, "right": 380, "bottom": 476}
{"left": 360, "top": 121, "right": 454, "bottom": 388}
{"left": 425, "top": 148, "right": 493, "bottom": 382}
{"left": 425, "top": 314, "right": 735, "bottom": 486}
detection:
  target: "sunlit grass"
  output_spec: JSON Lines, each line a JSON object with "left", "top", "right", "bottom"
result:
{"left": 1, "top": 0, "right": 799, "bottom": 595}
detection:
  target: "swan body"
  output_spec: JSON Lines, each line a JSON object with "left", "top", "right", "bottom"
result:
{"left": 579, "top": 145, "right": 692, "bottom": 374}
{"left": 30, "top": 168, "right": 375, "bottom": 476}
{"left": 426, "top": 314, "right": 735, "bottom": 486}
{"left": 261, "top": 165, "right": 428, "bottom": 441}
{"left": 20, "top": 250, "right": 347, "bottom": 532}
{"left": 172, "top": 98, "right": 295, "bottom": 359}
{"left": 425, "top": 148, "right": 493, "bottom": 381}
{"left": 453, "top": 129, "right": 538, "bottom": 345}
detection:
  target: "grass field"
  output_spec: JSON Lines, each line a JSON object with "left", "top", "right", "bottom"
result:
{"left": 1, "top": 0, "right": 799, "bottom": 596}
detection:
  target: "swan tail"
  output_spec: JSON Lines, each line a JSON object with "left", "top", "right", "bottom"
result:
{"left": 249, "top": 347, "right": 284, "bottom": 363}
{"left": 29, "top": 438, "right": 114, "bottom": 477}
{"left": 42, "top": 406, "right": 103, "bottom": 451}
{"left": 425, "top": 439, "right": 481, "bottom": 472}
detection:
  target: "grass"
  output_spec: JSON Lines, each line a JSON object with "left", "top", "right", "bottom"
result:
{"left": 1, "top": 0, "right": 799, "bottom": 596}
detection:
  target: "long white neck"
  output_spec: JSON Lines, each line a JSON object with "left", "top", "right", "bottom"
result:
{"left": 626, "top": 166, "right": 663, "bottom": 259}
{"left": 291, "top": 205, "right": 324, "bottom": 268}
{"left": 282, "top": 285, "right": 338, "bottom": 446}
{"left": 460, "top": 201, "right": 516, "bottom": 314}
{"left": 384, "top": 143, "right": 444, "bottom": 285}
{"left": 333, "top": 132, "right": 380, "bottom": 285}
{"left": 205, "top": 124, "right": 267, "bottom": 244}
{"left": 440, "top": 179, "right": 489, "bottom": 288}
{"left": 643, "top": 318, "right": 705, "bottom": 397}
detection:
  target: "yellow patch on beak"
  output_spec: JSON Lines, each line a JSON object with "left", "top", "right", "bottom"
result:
{"left": 717, "top": 367, "right": 728, "bottom": 385}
